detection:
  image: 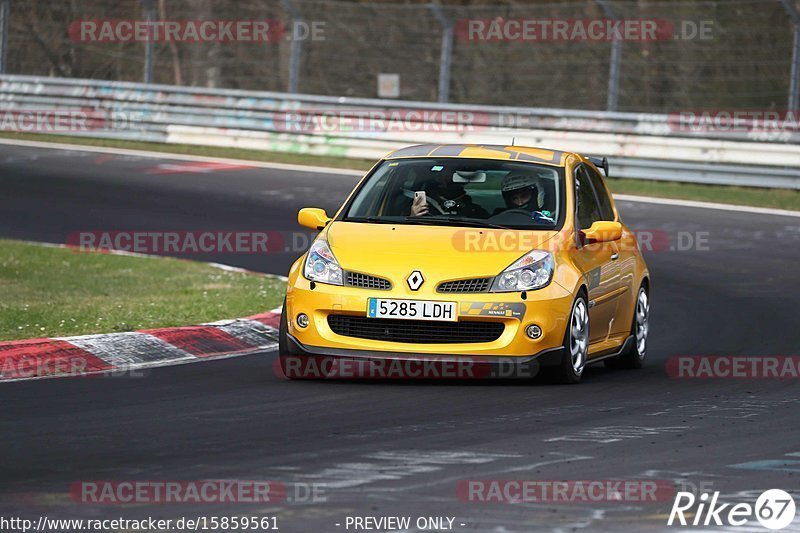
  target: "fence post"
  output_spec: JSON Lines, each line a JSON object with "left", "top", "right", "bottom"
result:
{"left": 780, "top": 0, "right": 800, "bottom": 111}
{"left": 430, "top": 5, "right": 453, "bottom": 103}
{"left": 596, "top": 0, "right": 621, "bottom": 111}
{"left": 0, "top": 0, "right": 10, "bottom": 74}
{"left": 281, "top": 0, "right": 302, "bottom": 93}
{"left": 141, "top": 0, "right": 155, "bottom": 84}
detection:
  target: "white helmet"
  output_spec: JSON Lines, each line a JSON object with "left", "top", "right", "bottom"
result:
{"left": 501, "top": 173, "right": 538, "bottom": 193}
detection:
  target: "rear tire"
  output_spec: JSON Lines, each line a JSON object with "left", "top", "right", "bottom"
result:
{"left": 548, "top": 292, "right": 589, "bottom": 384}
{"left": 606, "top": 284, "right": 649, "bottom": 370}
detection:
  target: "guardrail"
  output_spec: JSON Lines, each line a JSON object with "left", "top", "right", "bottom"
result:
{"left": 0, "top": 75, "right": 798, "bottom": 189}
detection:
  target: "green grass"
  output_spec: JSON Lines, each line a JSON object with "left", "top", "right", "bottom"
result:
{"left": 0, "top": 131, "right": 798, "bottom": 211}
{"left": 606, "top": 176, "right": 800, "bottom": 211}
{"left": 0, "top": 239, "right": 286, "bottom": 341}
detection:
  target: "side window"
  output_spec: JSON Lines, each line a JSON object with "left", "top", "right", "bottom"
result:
{"left": 585, "top": 166, "right": 615, "bottom": 221}
{"left": 575, "top": 166, "right": 601, "bottom": 230}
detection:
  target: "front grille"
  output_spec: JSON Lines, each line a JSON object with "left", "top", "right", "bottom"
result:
{"left": 327, "top": 315, "right": 504, "bottom": 344}
{"left": 345, "top": 271, "right": 392, "bottom": 290}
{"left": 437, "top": 277, "right": 493, "bottom": 293}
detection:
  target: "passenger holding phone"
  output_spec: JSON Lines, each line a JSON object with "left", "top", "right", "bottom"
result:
{"left": 410, "top": 191, "right": 429, "bottom": 216}
{"left": 409, "top": 174, "right": 488, "bottom": 219}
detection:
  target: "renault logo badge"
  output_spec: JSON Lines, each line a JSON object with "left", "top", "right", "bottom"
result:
{"left": 406, "top": 271, "right": 424, "bottom": 291}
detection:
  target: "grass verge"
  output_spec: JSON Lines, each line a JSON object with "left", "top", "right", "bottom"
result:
{"left": 0, "top": 132, "right": 797, "bottom": 211}
{"left": 0, "top": 239, "right": 286, "bottom": 341}
{"left": 605, "top": 177, "right": 799, "bottom": 211}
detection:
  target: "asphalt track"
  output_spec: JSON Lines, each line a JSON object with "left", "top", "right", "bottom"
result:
{"left": 1, "top": 143, "right": 799, "bottom": 532}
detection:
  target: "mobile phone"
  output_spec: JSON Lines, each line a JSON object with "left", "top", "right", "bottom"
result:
{"left": 414, "top": 191, "right": 426, "bottom": 204}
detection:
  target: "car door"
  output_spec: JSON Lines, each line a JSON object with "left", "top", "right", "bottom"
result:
{"left": 584, "top": 164, "right": 635, "bottom": 339}
{"left": 570, "top": 165, "right": 622, "bottom": 344}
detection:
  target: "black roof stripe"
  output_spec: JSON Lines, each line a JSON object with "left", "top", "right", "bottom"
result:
{"left": 386, "top": 144, "right": 565, "bottom": 164}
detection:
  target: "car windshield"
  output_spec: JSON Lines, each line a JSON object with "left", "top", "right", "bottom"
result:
{"left": 344, "top": 158, "right": 564, "bottom": 229}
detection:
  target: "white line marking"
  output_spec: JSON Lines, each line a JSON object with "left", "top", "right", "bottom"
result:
{"left": 2, "top": 137, "right": 796, "bottom": 217}
{"left": 301, "top": 450, "right": 526, "bottom": 490}
{"left": 367, "top": 453, "right": 593, "bottom": 494}
{"left": 0, "top": 138, "right": 363, "bottom": 176}
{"left": 614, "top": 194, "right": 800, "bottom": 218}
{"left": 544, "top": 425, "right": 690, "bottom": 444}
{"left": 206, "top": 262, "right": 251, "bottom": 274}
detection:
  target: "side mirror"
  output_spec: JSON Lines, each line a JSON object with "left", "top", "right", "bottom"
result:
{"left": 583, "top": 221, "right": 622, "bottom": 243}
{"left": 298, "top": 208, "right": 331, "bottom": 231}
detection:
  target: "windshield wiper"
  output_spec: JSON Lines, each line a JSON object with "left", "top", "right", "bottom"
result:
{"left": 346, "top": 216, "right": 514, "bottom": 230}
{"left": 343, "top": 216, "right": 399, "bottom": 224}
{"left": 403, "top": 217, "right": 512, "bottom": 230}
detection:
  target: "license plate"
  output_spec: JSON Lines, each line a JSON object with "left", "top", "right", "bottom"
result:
{"left": 367, "top": 298, "right": 457, "bottom": 322}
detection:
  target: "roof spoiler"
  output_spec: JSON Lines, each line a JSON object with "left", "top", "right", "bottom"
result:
{"left": 587, "top": 156, "right": 610, "bottom": 177}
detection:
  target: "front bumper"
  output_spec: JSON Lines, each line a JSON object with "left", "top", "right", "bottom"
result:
{"left": 285, "top": 268, "right": 575, "bottom": 359}
{"left": 281, "top": 332, "right": 565, "bottom": 379}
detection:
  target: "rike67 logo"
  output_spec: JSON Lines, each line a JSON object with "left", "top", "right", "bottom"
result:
{"left": 668, "top": 489, "right": 796, "bottom": 530}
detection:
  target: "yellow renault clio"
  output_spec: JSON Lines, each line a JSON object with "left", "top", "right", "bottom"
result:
{"left": 279, "top": 144, "right": 650, "bottom": 383}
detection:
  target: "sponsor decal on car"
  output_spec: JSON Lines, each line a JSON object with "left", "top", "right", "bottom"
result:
{"left": 459, "top": 302, "right": 526, "bottom": 320}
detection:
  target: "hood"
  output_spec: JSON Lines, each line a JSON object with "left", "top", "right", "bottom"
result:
{"left": 324, "top": 221, "right": 559, "bottom": 286}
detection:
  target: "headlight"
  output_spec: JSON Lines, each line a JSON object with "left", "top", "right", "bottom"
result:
{"left": 490, "top": 250, "right": 554, "bottom": 292}
{"left": 303, "top": 239, "right": 343, "bottom": 286}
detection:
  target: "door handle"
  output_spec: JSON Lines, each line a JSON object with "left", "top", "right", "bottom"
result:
{"left": 611, "top": 253, "right": 619, "bottom": 260}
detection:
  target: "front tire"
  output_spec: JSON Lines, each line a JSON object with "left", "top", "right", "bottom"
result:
{"left": 277, "top": 299, "right": 303, "bottom": 380}
{"left": 550, "top": 292, "right": 589, "bottom": 384}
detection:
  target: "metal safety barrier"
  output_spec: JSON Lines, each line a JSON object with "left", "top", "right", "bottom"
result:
{"left": 0, "top": 75, "right": 799, "bottom": 189}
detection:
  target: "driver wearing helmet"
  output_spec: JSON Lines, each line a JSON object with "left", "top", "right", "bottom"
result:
{"left": 498, "top": 173, "right": 539, "bottom": 211}
{"left": 495, "top": 173, "right": 553, "bottom": 222}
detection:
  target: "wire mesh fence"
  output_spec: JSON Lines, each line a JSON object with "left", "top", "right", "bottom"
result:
{"left": 3, "top": 0, "right": 800, "bottom": 113}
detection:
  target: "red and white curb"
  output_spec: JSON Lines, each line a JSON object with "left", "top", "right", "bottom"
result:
{"left": 0, "top": 311, "right": 281, "bottom": 382}
{"left": 0, "top": 240, "right": 288, "bottom": 382}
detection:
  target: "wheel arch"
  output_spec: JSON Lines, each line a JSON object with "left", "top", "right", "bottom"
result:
{"left": 577, "top": 284, "right": 589, "bottom": 299}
